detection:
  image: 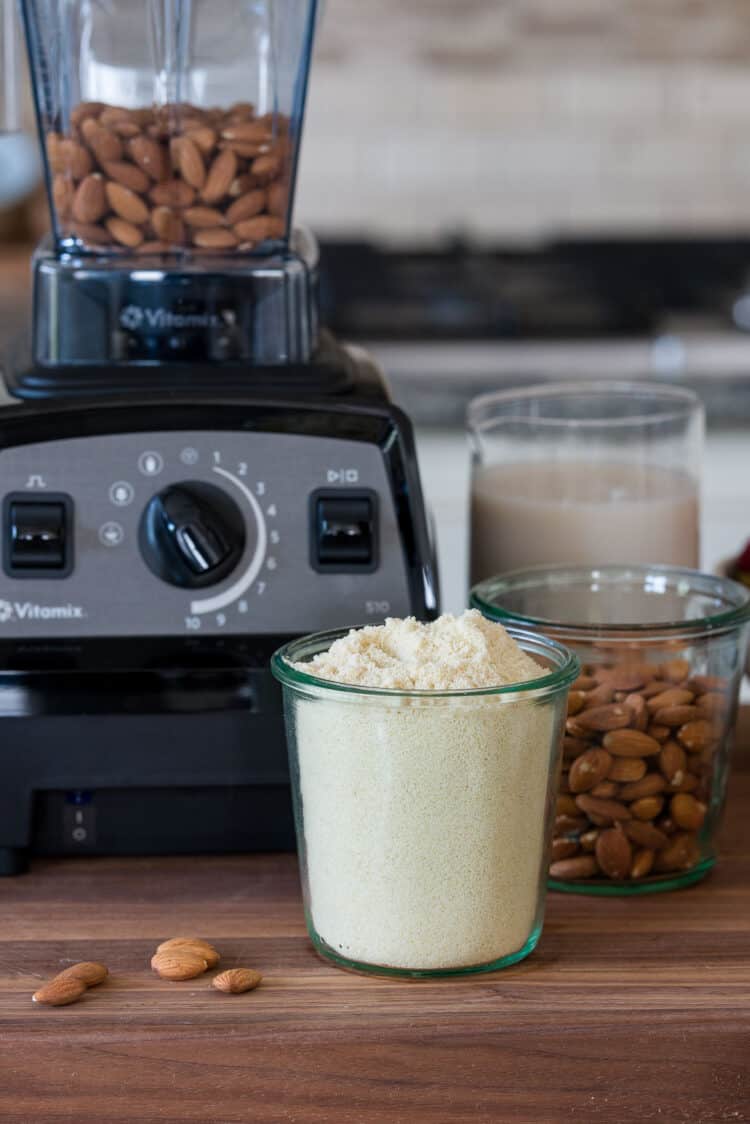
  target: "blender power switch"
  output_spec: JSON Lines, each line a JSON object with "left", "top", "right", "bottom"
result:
{"left": 312, "top": 492, "right": 378, "bottom": 571}
{"left": 5, "top": 498, "right": 72, "bottom": 574}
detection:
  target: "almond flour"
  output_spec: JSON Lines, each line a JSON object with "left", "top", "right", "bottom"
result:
{"left": 291, "top": 611, "right": 556, "bottom": 971}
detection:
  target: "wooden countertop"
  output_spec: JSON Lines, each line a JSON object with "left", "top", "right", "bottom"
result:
{"left": 1, "top": 715, "right": 749, "bottom": 1123}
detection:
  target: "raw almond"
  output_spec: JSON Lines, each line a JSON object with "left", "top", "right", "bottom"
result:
{"left": 225, "top": 189, "right": 266, "bottom": 226}
{"left": 630, "top": 848, "right": 655, "bottom": 879}
{"left": 103, "top": 160, "right": 151, "bottom": 194}
{"left": 234, "top": 215, "right": 285, "bottom": 244}
{"left": 677, "top": 719, "right": 714, "bottom": 753}
{"left": 129, "top": 135, "right": 170, "bottom": 182}
{"left": 630, "top": 795, "right": 664, "bottom": 821}
{"left": 187, "top": 126, "right": 217, "bottom": 154}
{"left": 151, "top": 949, "right": 208, "bottom": 980}
{"left": 549, "top": 855, "right": 598, "bottom": 879}
{"left": 652, "top": 705, "right": 701, "bottom": 727}
{"left": 590, "top": 781, "right": 618, "bottom": 798}
{"left": 696, "top": 692, "right": 728, "bottom": 717}
{"left": 624, "top": 819, "right": 669, "bottom": 850}
{"left": 670, "top": 793, "right": 707, "bottom": 831}
{"left": 151, "top": 206, "right": 185, "bottom": 243}
{"left": 58, "top": 961, "right": 108, "bottom": 987}
{"left": 184, "top": 205, "right": 225, "bottom": 229}
{"left": 72, "top": 173, "right": 107, "bottom": 223}
{"left": 659, "top": 740, "right": 687, "bottom": 785}
{"left": 595, "top": 827, "right": 632, "bottom": 879}
{"left": 583, "top": 682, "right": 614, "bottom": 707}
{"left": 106, "top": 181, "right": 149, "bottom": 224}
{"left": 136, "top": 240, "right": 172, "bottom": 255}
{"left": 81, "top": 117, "right": 123, "bottom": 164}
{"left": 653, "top": 832, "right": 701, "bottom": 872}
{"left": 249, "top": 153, "right": 283, "bottom": 185}
{"left": 33, "top": 976, "right": 87, "bottom": 1006}
{"left": 572, "top": 674, "right": 597, "bottom": 691}
{"left": 575, "top": 704, "right": 633, "bottom": 733}
{"left": 106, "top": 217, "right": 144, "bottom": 248}
{"left": 51, "top": 137, "right": 93, "bottom": 180}
{"left": 175, "top": 136, "right": 206, "bottom": 189}
{"left": 221, "top": 122, "right": 271, "bottom": 143}
{"left": 150, "top": 180, "right": 195, "bottom": 208}
{"left": 563, "top": 736, "right": 588, "bottom": 760}
{"left": 52, "top": 174, "right": 74, "bottom": 218}
{"left": 70, "top": 222, "right": 109, "bottom": 245}
{"left": 551, "top": 837, "right": 579, "bottom": 862}
{"left": 623, "top": 693, "right": 648, "bottom": 731}
{"left": 661, "top": 658, "right": 691, "bottom": 683}
{"left": 568, "top": 747, "right": 613, "bottom": 794}
{"left": 156, "top": 937, "right": 220, "bottom": 969}
{"left": 640, "top": 679, "right": 670, "bottom": 698}
{"left": 607, "top": 756, "right": 646, "bottom": 783}
{"left": 646, "top": 724, "right": 671, "bottom": 743}
{"left": 555, "top": 813, "right": 588, "bottom": 834}
{"left": 212, "top": 968, "right": 262, "bottom": 994}
{"left": 597, "top": 667, "right": 648, "bottom": 692}
{"left": 574, "top": 794, "right": 631, "bottom": 823}
{"left": 618, "top": 773, "right": 666, "bottom": 801}
{"left": 192, "top": 227, "right": 238, "bottom": 248}
{"left": 556, "top": 794, "right": 579, "bottom": 817}
{"left": 70, "top": 101, "right": 105, "bottom": 127}
{"left": 646, "top": 687, "right": 694, "bottom": 713}
{"left": 666, "top": 771, "right": 699, "bottom": 795}
{"left": 602, "top": 729, "right": 661, "bottom": 757}
{"left": 202, "top": 148, "right": 237, "bottom": 203}
{"left": 579, "top": 829, "right": 599, "bottom": 852}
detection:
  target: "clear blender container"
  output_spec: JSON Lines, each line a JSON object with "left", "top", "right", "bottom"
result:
{"left": 22, "top": 0, "right": 318, "bottom": 255}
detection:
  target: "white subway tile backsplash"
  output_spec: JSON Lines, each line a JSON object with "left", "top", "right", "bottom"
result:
{"left": 295, "top": 0, "right": 750, "bottom": 240}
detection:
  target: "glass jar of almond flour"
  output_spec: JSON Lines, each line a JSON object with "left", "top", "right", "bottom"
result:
{"left": 472, "top": 565, "right": 750, "bottom": 895}
{"left": 272, "top": 624, "right": 578, "bottom": 978}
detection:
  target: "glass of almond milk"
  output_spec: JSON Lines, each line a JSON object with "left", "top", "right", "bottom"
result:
{"left": 272, "top": 613, "right": 578, "bottom": 977}
{"left": 468, "top": 382, "right": 703, "bottom": 586}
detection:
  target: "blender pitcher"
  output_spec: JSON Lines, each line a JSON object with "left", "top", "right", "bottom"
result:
{"left": 19, "top": 0, "right": 319, "bottom": 367}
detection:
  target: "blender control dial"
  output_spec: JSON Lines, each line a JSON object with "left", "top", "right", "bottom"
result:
{"left": 139, "top": 481, "right": 247, "bottom": 589}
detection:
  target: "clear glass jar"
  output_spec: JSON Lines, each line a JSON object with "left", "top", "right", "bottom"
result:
{"left": 467, "top": 382, "right": 704, "bottom": 585}
{"left": 471, "top": 565, "right": 750, "bottom": 895}
{"left": 272, "top": 626, "right": 579, "bottom": 977}
{"left": 21, "top": 0, "right": 317, "bottom": 253}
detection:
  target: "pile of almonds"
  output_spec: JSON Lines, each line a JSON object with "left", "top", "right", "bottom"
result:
{"left": 151, "top": 937, "right": 262, "bottom": 994}
{"left": 46, "top": 100, "right": 289, "bottom": 253}
{"left": 31, "top": 939, "right": 261, "bottom": 1006}
{"left": 550, "top": 658, "right": 731, "bottom": 883}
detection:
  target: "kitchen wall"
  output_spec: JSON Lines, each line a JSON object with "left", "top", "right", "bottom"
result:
{"left": 297, "top": 0, "right": 750, "bottom": 242}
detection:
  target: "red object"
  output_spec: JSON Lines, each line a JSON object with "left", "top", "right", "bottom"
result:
{"left": 734, "top": 539, "right": 750, "bottom": 585}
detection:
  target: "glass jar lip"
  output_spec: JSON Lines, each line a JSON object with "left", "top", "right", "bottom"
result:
{"left": 467, "top": 380, "right": 702, "bottom": 432}
{"left": 271, "top": 623, "right": 579, "bottom": 700}
{"left": 471, "top": 564, "right": 750, "bottom": 639}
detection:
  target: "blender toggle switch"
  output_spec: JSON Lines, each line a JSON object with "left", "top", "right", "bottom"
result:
{"left": 5, "top": 498, "right": 72, "bottom": 573}
{"left": 11, "top": 503, "right": 65, "bottom": 566}
{"left": 312, "top": 492, "right": 378, "bottom": 570}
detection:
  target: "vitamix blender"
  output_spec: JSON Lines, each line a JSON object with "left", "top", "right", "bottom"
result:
{"left": 0, "top": 0, "right": 437, "bottom": 873}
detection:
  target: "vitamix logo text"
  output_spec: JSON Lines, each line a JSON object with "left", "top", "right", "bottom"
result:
{"left": 0, "top": 599, "right": 85, "bottom": 623}
{"left": 119, "top": 304, "right": 236, "bottom": 332}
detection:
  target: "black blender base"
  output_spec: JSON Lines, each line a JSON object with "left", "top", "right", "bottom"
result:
{"left": 0, "top": 848, "right": 29, "bottom": 875}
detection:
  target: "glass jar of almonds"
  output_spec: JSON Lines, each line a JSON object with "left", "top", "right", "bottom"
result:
{"left": 472, "top": 565, "right": 750, "bottom": 894}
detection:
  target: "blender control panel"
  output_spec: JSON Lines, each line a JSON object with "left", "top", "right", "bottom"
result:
{"left": 0, "top": 432, "right": 412, "bottom": 637}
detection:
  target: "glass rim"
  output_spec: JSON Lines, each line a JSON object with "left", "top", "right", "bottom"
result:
{"left": 271, "top": 623, "right": 579, "bottom": 700}
{"left": 467, "top": 381, "right": 702, "bottom": 433}
{"left": 471, "top": 564, "right": 750, "bottom": 639}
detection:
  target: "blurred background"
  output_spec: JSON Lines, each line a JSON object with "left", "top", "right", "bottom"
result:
{"left": 2, "top": 0, "right": 749, "bottom": 606}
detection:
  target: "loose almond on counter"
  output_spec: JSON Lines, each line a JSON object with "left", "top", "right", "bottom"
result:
{"left": 151, "top": 949, "right": 208, "bottom": 980}
{"left": 156, "top": 937, "right": 220, "bottom": 968}
{"left": 58, "top": 961, "right": 109, "bottom": 987}
{"left": 212, "top": 968, "right": 263, "bottom": 994}
{"left": 32, "top": 976, "right": 88, "bottom": 1007}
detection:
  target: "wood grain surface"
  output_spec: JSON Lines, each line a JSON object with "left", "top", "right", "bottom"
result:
{"left": 0, "top": 714, "right": 749, "bottom": 1124}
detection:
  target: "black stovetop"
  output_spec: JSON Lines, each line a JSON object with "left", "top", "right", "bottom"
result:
{"left": 318, "top": 237, "right": 750, "bottom": 341}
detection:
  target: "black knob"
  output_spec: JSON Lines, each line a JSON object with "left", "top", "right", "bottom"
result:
{"left": 139, "top": 481, "right": 246, "bottom": 589}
